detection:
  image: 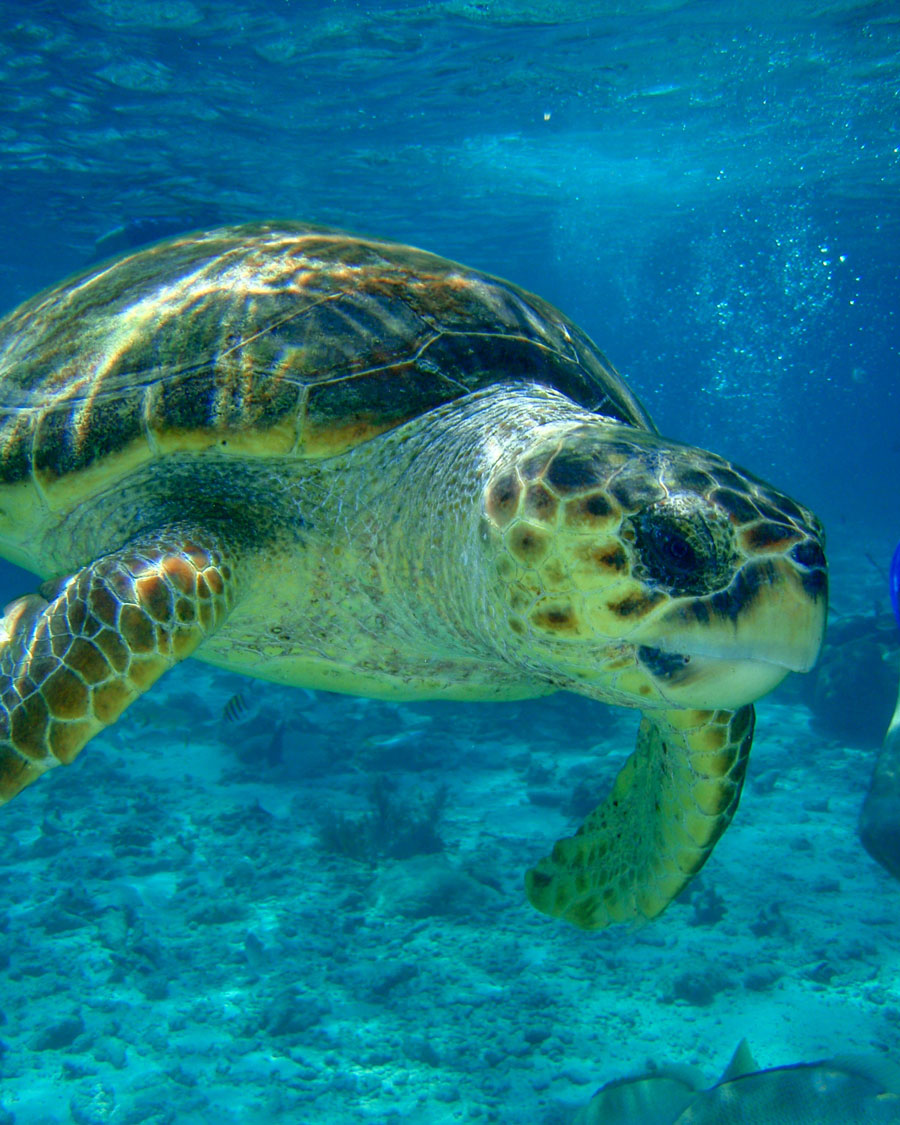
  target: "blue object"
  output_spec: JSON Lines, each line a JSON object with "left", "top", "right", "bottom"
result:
{"left": 891, "top": 541, "right": 900, "bottom": 629}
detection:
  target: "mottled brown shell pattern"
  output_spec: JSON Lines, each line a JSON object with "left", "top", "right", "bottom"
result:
{"left": 0, "top": 222, "right": 653, "bottom": 510}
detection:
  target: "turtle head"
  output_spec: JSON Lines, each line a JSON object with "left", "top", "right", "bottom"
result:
{"left": 482, "top": 421, "right": 827, "bottom": 710}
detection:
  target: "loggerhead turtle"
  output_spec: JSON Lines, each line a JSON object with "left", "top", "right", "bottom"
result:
{"left": 0, "top": 222, "right": 827, "bottom": 929}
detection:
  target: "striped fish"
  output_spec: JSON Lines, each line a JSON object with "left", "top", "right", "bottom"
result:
{"left": 222, "top": 693, "right": 248, "bottom": 723}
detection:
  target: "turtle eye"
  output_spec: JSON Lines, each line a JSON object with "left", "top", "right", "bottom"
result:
{"left": 631, "top": 497, "right": 736, "bottom": 595}
{"left": 640, "top": 520, "right": 703, "bottom": 587}
{"left": 657, "top": 531, "right": 697, "bottom": 576}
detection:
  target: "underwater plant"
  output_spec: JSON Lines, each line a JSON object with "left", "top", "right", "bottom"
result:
{"left": 316, "top": 776, "right": 449, "bottom": 863}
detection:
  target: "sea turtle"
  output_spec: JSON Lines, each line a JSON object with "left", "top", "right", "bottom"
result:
{"left": 0, "top": 222, "right": 827, "bottom": 929}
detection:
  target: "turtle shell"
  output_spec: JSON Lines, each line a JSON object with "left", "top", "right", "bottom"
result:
{"left": 0, "top": 222, "right": 653, "bottom": 502}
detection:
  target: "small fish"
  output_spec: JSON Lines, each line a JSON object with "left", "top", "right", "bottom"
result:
{"left": 576, "top": 1041, "right": 900, "bottom": 1125}
{"left": 222, "top": 693, "right": 248, "bottom": 723}
{"left": 891, "top": 540, "right": 900, "bottom": 629}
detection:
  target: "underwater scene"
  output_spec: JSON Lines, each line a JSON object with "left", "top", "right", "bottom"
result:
{"left": 0, "top": 1, "right": 899, "bottom": 1122}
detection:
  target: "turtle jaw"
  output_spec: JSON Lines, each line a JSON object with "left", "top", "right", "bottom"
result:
{"left": 624, "top": 551, "right": 828, "bottom": 709}
{"left": 554, "top": 641, "right": 802, "bottom": 712}
{"left": 592, "top": 556, "right": 828, "bottom": 710}
{"left": 633, "top": 552, "right": 828, "bottom": 675}
{"left": 516, "top": 556, "right": 828, "bottom": 712}
{"left": 635, "top": 648, "right": 792, "bottom": 710}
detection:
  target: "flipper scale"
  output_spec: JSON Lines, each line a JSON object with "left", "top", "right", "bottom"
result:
{"left": 0, "top": 528, "right": 234, "bottom": 803}
{"left": 525, "top": 705, "right": 754, "bottom": 929}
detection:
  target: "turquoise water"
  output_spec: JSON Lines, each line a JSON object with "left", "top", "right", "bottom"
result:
{"left": 0, "top": 2, "right": 899, "bottom": 1123}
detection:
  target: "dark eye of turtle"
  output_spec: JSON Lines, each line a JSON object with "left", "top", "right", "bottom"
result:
{"left": 631, "top": 497, "right": 736, "bottom": 596}
{"left": 641, "top": 522, "right": 702, "bottom": 587}
{"left": 658, "top": 532, "right": 697, "bottom": 575}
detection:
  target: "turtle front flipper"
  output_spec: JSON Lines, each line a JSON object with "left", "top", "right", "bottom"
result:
{"left": 525, "top": 705, "right": 754, "bottom": 929}
{"left": 0, "top": 529, "right": 235, "bottom": 804}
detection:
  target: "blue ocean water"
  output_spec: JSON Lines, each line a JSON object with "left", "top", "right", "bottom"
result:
{"left": 0, "top": 2, "right": 898, "bottom": 1123}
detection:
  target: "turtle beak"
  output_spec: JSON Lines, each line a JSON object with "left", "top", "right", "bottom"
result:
{"left": 630, "top": 552, "right": 828, "bottom": 708}
{"left": 653, "top": 559, "right": 827, "bottom": 671}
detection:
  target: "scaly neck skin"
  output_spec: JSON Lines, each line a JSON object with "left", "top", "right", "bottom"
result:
{"left": 350, "top": 383, "right": 605, "bottom": 665}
